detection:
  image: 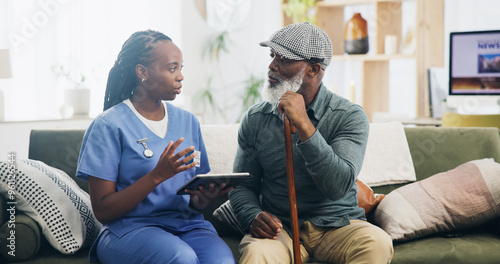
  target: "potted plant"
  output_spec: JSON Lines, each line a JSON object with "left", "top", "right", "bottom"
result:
{"left": 52, "top": 64, "right": 90, "bottom": 117}
{"left": 238, "top": 74, "right": 264, "bottom": 121}
{"left": 283, "top": 0, "right": 318, "bottom": 24}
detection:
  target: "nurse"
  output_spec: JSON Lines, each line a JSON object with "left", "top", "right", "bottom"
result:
{"left": 76, "top": 30, "right": 235, "bottom": 264}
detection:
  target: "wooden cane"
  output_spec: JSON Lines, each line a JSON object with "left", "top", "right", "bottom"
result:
{"left": 283, "top": 112, "right": 301, "bottom": 264}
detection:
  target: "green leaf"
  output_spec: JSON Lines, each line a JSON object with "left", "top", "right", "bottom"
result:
{"left": 238, "top": 75, "right": 264, "bottom": 120}
{"left": 204, "top": 31, "right": 230, "bottom": 61}
{"left": 284, "top": 0, "right": 318, "bottom": 24}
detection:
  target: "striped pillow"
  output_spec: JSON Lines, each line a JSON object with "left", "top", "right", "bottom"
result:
{"left": 213, "top": 200, "right": 245, "bottom": 235}
{"left": 373, "top": 158, "right": 500, "bottom": 241}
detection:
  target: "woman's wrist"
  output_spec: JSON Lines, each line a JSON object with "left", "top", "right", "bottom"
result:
{"left": 146, "top": 169, "right": 165, "bottom": 186}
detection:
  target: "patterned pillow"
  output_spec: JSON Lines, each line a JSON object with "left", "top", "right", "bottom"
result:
{"left": 213, "top": 200, "right": 245, "bottom": 235}
{"left": 373, "top": 158, "right": 500, "bottom": 241}
{"left": 0, "top": 158, "right": 101, "bottom": 254}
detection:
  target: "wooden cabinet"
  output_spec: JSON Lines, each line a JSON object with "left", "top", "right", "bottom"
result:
{"left": 283, "top": 0, "right": 444, "bottom": 120}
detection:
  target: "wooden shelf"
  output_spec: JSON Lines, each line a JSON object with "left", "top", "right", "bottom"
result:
{"left": 332, "top": 54, "right": 414, "bottom": 61}
{"left": 317, "top": 0, "right": 406, "bottom": 7}
{"left": 283, "top": 0, "right": 444, "bottom": 120}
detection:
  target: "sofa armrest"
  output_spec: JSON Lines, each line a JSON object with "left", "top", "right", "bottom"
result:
{"left": 0, "top": 214, "right": 42, "bottom": 262}
{"left": 28, "top": 130, "right": 87, "bottom": 192}
{"left": 0, "top": 195, "right": 6, "bottom": 227}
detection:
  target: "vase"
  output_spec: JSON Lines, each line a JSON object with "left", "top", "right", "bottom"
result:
{"left": 344, "top": 13, "right": 369, "bottom": 54}
{"left": 63, "top": 89, "right": 90, "bottom": 117}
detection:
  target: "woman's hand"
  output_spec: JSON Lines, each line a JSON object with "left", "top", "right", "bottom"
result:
{"left": 150, "top": 137, "right": 198, "bottom": 184}
{"left": 89, "top": 137, "right": 198, "bottom": 224}
{"left": 186, "top": 183, "right": 233, "bottom": 210}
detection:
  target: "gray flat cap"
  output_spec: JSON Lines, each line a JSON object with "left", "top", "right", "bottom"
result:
{"left": 260, "top": 22, "right": 333, "bottom": 70}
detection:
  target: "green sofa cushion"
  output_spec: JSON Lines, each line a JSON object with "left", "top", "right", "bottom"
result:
{"left": 373, "top": 127, "right": 500, "bottom": 195}
{"left": 392, "top": 233, "right": 500, "bottom": 264}
{"left": 16, "top": 127, "right": 500, "bottom": 264}
{"left": 0, "top": 214, "right": 41, "bottom": 262}
{"left": 404, "top": 127, "right": 500, "bottom": 181}
{"left": 4, "top": 241, "right": 91, "bottom": 264}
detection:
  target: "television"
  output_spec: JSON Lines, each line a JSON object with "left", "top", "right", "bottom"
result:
{"left": 447, "top": 30, "right": 500, "bottom": 114}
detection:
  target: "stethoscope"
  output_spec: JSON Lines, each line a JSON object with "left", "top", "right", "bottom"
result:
{"left": 137, "top": 138, "right": 154, "bottom": 158}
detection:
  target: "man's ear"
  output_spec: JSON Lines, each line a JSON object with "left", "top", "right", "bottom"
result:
{"left": 136, "top": 64, "right": 148, "bottom": 81}
{"left": 308, "top": 63, "right": 322, "bottom": 77}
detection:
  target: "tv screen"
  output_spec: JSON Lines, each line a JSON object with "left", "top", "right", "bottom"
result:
{"left": 449, "top": 30, "right": 500, "bottom": 95}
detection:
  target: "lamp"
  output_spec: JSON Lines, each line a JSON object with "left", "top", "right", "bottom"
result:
{"left": 0, "top": 49, "right": 13, "bottom": 121}
{"left": 0, "top": 49, "right": 12, "bottom": 79}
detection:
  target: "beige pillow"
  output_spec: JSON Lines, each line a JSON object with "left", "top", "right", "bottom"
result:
{"left": 373, "top": 158, "right": 500, "bottom": 241}
{"left": 357, "top": 122, "right": 416, "bottom": 187}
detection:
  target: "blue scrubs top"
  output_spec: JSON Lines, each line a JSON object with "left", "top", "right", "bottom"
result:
{"left": 77, "top": 102, "right": 213, "bottom": 238}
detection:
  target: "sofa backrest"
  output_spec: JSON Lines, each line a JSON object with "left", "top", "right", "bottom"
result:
{"left": 28, "top": 126, "right": 500, "bottom": 197}
{"left": 372, "top": 127, "right": 500, "bottom": 194}
{"left": 201, "top": 124, "right": 240, "bottom": 175}
{"left": 28, "top": 124, "right": 242, "bottom": 194}
{"left": 405, "top": 127, "right": 500, "bottom": 178}
{"left": 29, "top": 130, "right": 87, "bottom": 191}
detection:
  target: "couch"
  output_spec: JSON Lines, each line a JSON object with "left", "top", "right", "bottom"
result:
{"left": 1, "top": 125, "right": 500, "bottom": 264}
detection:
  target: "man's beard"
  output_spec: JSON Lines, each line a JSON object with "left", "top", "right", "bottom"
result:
{"left": 261, "top": 66, "right": 306, "bottom": 104}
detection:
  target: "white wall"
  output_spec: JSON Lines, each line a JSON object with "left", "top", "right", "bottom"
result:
{"left": 0, "top": 0, "right": 183, "bottom": 121}
{"left": 3, "top": 0, "right": 499, "bottom": 124}
{"left": 0, "top": 118, "right": 92, "bottom": 159}
{"left": 0, "top": 0, "right": 282, "bottom": 158}
{"left": 444, "top": 0, "right": 500, "bottom": 68}
{"left": 180, "top": 0, "right": 282, "bottom": 124}
{"left": 2, "top": 0, "right": 500, "bottom": 158}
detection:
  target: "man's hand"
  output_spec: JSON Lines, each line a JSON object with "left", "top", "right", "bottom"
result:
{"left": 278, "top": 91, "right": 316, "bottom": 141}
{"left": 187, "top": 183, "right": 233, "bottom": 210}
{"left": 249, "top": 211, "right": 283, "bottom": 239}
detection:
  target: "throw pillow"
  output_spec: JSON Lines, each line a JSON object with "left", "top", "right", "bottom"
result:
{"left": 213, "top": 180, "right": 385, "bottom": 234}
{"left": 357, "top": 122, "right": 417, "bottom": 187}
{"left": 0, "top": 158, "right": 101, "bottom": 254}
{"left": 201, "top": 124, "right": 240, "bottom": 175}
{"left": 373, "top": 158, "right": 500, "bottom": 241}
{"left": 213, "top": 200, "right": 245, "bottom": 235}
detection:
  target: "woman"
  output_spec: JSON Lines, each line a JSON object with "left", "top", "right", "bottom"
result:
{"left": 76, "top": 30, "right": 235, "bottom": 264}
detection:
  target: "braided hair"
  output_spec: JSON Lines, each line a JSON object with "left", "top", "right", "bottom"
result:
{"left": 103, "top": 30, "right": 172, "bottom": 111}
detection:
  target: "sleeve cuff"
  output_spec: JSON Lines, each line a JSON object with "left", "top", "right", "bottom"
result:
{"left": 297, "top": 130, "right": 327, "bottom": 163}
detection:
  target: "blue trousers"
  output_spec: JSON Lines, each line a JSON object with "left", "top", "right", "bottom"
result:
{"left": 94, "top": 226, "right": 236, "bottom": 264}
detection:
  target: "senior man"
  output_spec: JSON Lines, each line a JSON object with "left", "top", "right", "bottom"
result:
{"left": 229, "top": 22, "right": 393, "bottom": 264}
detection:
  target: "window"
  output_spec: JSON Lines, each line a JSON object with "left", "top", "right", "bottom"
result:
{"left": 1, "top": 0, "right": 181, "bottom": 121}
